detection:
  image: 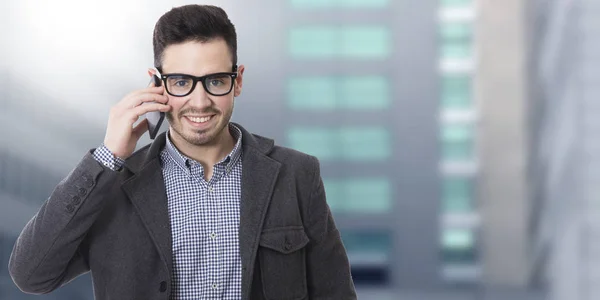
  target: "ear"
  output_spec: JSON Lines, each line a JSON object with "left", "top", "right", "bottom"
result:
{"left": 234, "top": 65, "right": 245, "bottom": 97}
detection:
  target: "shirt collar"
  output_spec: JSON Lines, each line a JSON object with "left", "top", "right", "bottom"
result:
{"left": 164, "top": 123, "right": 243, "bottom": 173}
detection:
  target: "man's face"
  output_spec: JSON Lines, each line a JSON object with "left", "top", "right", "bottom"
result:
{"left": 160, "top": 39, "right": 244, "bottom": 146}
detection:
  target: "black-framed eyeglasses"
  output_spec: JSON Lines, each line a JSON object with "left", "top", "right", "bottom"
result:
{"left": 158, "top": 66, "right": 238, "bottom": 97}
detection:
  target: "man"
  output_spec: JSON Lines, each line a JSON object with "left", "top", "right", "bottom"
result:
{"left": 8, "top": 4, "right": 356, "bottom": 300}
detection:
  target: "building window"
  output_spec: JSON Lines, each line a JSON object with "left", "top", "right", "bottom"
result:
{"left": 324, "top": 178, "right": 392, "bottom": 213}
{"left": 288, "top": 76, "right": 390, "bottom": 111}
{"left": 342, "top": 230, "right": 392, "bottom": 285}
{"left": 442, "top": 176, "right": 473, "bottom": 212}
{"left": 440, "top": 0, "right": 473, "bottom": 7}
{"left": 290, "top": 0, "right": 389, "bottom": 9}
{"left": 440, "top": 22, "right": 473, "bottom": 59}
{"left": 441, "top": 123, "right": 474, "bottom": 161}
{"left": 289, "top": 26, "right": 391, "bottom": 59}
{"left": 287, "top": 127, "right": 391, "bottom": 161}
{"left": 441, "top": 74, "right": 472, "bottom": 109}
{"left": 441, "top": 228, "right": 476, "bottom": 264}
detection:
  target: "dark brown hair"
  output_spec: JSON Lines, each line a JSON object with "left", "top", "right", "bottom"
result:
{"left": 153, "top": 5, "right": 237, "bottom": 69}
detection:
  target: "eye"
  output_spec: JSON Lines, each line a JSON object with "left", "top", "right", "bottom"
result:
{"left": 208, "top": 79, "right": 225, "bottom": 86}
{"left": 175, "top": 80, "right": 189, "bottom": 87}
{"left": 167, "top": 76, "right": 192, "bottom": 88}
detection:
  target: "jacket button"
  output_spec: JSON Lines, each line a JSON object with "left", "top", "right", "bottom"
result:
{"left": 66, "top": 204, "right": 74, "bottom": 213}
{"left": 83, "top": 175, "right": 94, "bottom": 188}
{"left": 284, "top": 237, "right": 291, "bottom": 251}
{"left": 159, "top": 281, "right": 167, "bottom": 293}
{"left": 78, "top": 187, "right": 87, "bottom": 196}
{"left": 72, "top": 196, "right": 81, "bottom": 205}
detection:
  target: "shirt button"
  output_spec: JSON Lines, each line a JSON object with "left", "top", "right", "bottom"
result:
{"left": 212, "top": 284, "right": 218, "bottom": 290}
{"left": 208, "top": 186, "right": 214, "bottom": 192}
{"left": 210, "top": 233, "right": 217, "bottom": 239}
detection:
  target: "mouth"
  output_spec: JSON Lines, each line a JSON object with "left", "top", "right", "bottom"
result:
{"left": 183, "top": 114, "right": 216, "bottom": 128}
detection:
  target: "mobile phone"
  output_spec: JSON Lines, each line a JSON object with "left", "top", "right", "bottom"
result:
{"left": 146, "top": 68, "right": 166, "bottom": 140}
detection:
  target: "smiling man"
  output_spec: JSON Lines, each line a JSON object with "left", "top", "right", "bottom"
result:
{"left": 8, "top": 4, "right": 356, "bottom": 300}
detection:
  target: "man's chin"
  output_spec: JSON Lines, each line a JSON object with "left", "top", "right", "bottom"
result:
{"left": 174, "top": 117, "right": 229, "bottom": 146}
{"left": 181, "top": 127, "right": 221, "bottom": 146}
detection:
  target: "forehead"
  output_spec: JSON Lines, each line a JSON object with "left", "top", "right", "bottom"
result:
{"left": 161, "top": 39, "right": 232, "bottom": 75}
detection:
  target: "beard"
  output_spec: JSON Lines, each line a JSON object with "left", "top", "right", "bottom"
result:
{"left": 166, "top": 102, "right": 234, "bottom": 146}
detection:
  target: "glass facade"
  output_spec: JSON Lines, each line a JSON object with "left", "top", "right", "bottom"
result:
{"left": 287, "top": 0, "right": 393, "bottom": 286}
{"left": 440, "top": 0, "right": 473, "bottom": 7}
{"left": 441, "top": 228, "right": 476, "bottom": 264}
{"left": 438, "top": 0, "right": 479, "bottom": 281}
{"left": 441, "top": 74, "right": 472, "bottom": 109}
{"left": 441, "top": 123, "right": 474, "bottom": 161}
{"left": 289, "top": 26, "right": 391, "bottom": 59}
{"left": 288, "top": 76, "right": 390, "bottom": 111}
{"left": 442, "top": 176, "right": 473, "bottom": 212}
{"left": 290, "top": 0, "right": 389, "bottom": 9}
{"left": 287, "top": 127, "right": 392, "bottom": 162}
{"left": 439, "top": 22, "right": 473, "bottom": 59}
{"left": 324, "top": 178, "right": 392, "bottom": 213}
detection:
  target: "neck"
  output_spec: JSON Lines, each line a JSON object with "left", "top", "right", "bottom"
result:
{"left": 168, "top": 125, "right": 235, "bottom": 170}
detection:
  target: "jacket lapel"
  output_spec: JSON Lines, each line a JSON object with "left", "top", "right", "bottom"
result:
{"left": 235, "top": 124, "right": 281, "bottom": 300}
{"left": 121, "top": 133, "right": 173, "bottom": 275}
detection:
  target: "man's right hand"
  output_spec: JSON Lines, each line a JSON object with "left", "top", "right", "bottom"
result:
{"left": 103, "top": 83, "right": 170, "bottom": 160}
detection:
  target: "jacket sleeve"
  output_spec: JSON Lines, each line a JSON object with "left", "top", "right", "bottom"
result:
{"left": 304, "top": 156, "right": 358, "bottom": 299}
{"left": 8, "top": 150, "right": 121, "bottom": 294}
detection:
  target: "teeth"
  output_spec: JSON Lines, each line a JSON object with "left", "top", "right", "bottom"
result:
{"left": 187, "top": 116, "right": 212, "bottom": 123}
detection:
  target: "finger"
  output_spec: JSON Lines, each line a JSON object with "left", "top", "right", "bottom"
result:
{"left": 121, "top": 93, "right": 168, "bottom": 110}
{"left": 132, "top": 118, "right": 149, "bottom": 139}
{"left": 130, "top": 103, "right": 171, "bottom": 118}
{"left": 135, "top": 93, "right": 169, "bottom": 105}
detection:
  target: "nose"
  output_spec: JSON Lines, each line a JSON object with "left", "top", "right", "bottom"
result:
{"left": 187, "top": 81, "right": 212, "bottom": 109}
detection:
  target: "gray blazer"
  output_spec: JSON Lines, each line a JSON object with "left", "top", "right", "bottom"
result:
{"left": 8, "top": 123, "right": 357, "bottom": 300}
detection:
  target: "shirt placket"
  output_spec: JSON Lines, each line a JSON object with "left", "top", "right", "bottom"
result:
{"left": 220, "top": 165, "right": 240, "bottom": 299}
{"left": 206, "top": 164, "right": 224, "bottom": 298}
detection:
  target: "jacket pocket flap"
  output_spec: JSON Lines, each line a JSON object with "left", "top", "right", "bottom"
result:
{"left": 259, "top": 227, "right": 310, "bottom": 254}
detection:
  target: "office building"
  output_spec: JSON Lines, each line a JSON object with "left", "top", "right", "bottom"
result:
{"left": 527, "top": 0, "right": 600, "bottom": 299}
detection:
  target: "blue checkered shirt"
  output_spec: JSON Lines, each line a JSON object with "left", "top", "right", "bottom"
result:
{"left": 93, "top": 124, "right": 243, "bottom": 299}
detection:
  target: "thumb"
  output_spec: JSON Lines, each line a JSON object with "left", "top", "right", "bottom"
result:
{"left": 132, "top": 118, "right": 149, "bottom": 139}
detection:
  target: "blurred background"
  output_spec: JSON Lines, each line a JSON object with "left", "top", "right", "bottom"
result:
{"left": 0, "top": 0, "right": 591, "bottom": 299}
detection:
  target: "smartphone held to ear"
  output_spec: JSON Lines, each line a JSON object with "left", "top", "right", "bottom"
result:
{"left": 146, "top": 69, "right": 166, "bottom": 140}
